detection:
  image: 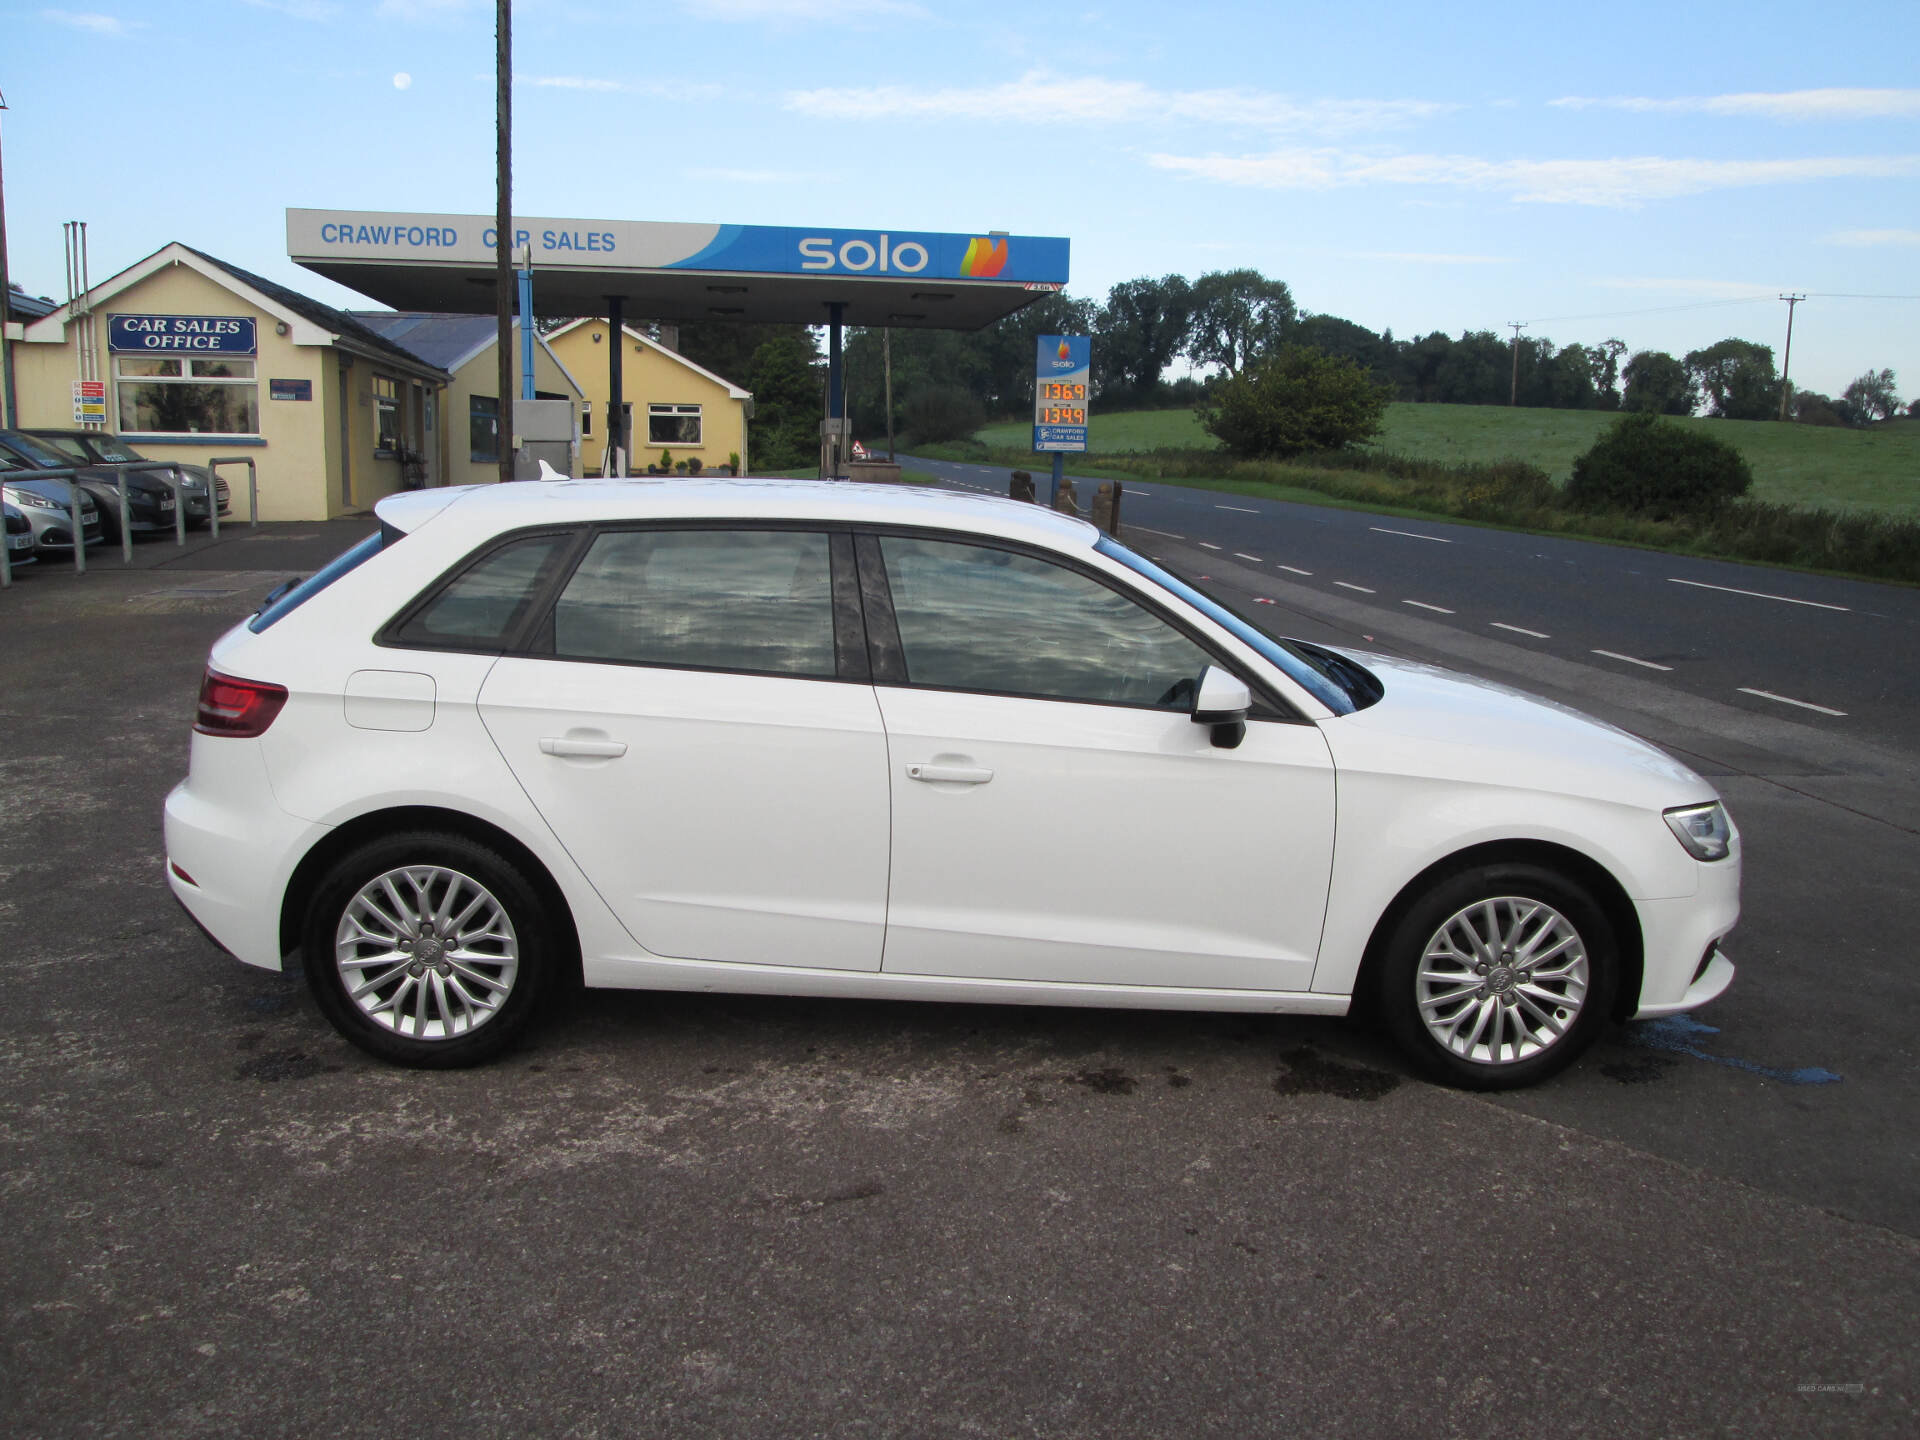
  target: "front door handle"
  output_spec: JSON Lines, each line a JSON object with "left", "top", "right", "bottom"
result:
{"left": 906, "top": 762, "right": 994, "bottom": 785}
{"left": 540, "top": 736, "right": 628, "bottom": 759}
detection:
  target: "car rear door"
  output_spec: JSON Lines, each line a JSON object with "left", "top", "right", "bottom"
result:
{"left": 477, "top": 525, "right": 891, "bottom": 972}
{"left": 861, "top": 532, "right": 1336, "bottom": 993}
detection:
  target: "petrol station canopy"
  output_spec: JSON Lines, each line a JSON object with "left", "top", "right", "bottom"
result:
{"left": 287, "top": 210, "right": 1071, "bottom": 330}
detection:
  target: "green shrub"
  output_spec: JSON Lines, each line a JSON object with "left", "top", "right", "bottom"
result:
{"left": 1197, "top": 347, "right": 1389, "bottom": 458}
{"left": 901, "top": 385, "right": 987, "bottom": 445}
{"left": 1566, "top": 412, "right": 1752, "bottom": 518}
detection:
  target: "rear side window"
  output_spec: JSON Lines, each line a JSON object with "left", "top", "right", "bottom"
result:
{"left": 249, "top": 530, "right": 390, "bottom": 633}
{"left": 552, "top": 529, "right": 836, "bottom": 678}
{"left": 388, "top": 533, "right": 567, "bottom": 650}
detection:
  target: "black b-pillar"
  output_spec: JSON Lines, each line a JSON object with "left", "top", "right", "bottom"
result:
{"left": 605, "top": 294, "right": 624, "bottom": 475}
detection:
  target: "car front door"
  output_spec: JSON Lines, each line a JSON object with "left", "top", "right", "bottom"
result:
{"left": 478, "top": 526, "right": 890, "bottom": 971}
{"left": 863, "top": 533, "right": 1336, "bottom": 993}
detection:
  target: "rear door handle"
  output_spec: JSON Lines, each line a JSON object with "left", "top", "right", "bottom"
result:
{"left": 906, "top": 762, "right": 994, "bottom": 785}
{"left": 540, "top": 737, "right": 628, "bottom": 759}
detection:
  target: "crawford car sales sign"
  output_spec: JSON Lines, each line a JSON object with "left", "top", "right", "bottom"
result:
{"left": 109, "top": 314, "right": 258, "bottom": 356}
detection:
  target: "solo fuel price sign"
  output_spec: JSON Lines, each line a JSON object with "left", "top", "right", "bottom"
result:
{"left": 1033, "top": 335, "right": 1090, "bottom": 451}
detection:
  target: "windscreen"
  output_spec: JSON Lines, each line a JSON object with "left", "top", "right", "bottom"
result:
{"left": 247, "top": 529, "right": 391, "bottom": 633}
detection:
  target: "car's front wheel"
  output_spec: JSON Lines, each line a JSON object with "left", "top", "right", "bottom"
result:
{"left": 1374, "top": 862, "right": 1619, "bottom": 1090}
{"left": 302, "top": 831, "right": 554, "bottom": 1067}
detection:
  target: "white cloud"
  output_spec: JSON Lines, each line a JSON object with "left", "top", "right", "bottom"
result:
{"left": 516, "top": 74, "right": 723, "bottom": 100}
{"left": 690, "top": 167, "right": 836, "bottom": 184}
{"left": 1147, "top": 146, "right": 1920, "bottom": 206}
{"left": 41, "top": 9, "right": 135, "bottom": 34}
{"left": 1822, "top": 228, "right": 1920, "bottom": 246}
{"left": 1592, "top": 277, "right": 1784, "bottom": 299}
{"left": 392, "top": 72, "right": 412, "bottom": 90}
{"left": 786, "top": 71, "right": 1453, "bottom": 135}
{"left": 519, "top": 74, "right": 623, "bottom": 92}
{"left": 1551, "top": 89, "right": 1920, "bottom": 121}
{"left": 239, "top": 0, "right": 342, "bottom": 19}
{"left": 1349, "top": 251, "right": 1514, "bottom": 265}
{"left": 686, "top": 0, "right": 925, "bottom": 20}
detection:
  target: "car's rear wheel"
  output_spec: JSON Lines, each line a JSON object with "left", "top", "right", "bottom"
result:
{"left": 302, "top": 831, "right": 553, "bottom": 1067}
{"left": 1375, "top": 862, "right": 1618, "bottom": 1090}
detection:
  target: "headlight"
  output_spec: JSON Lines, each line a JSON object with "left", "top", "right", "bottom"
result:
{"left": 1664, "top": 801, "right": 1733, "bottom": 861}
{"left": 7, "top": 490, "right": 60, "bottom": 510}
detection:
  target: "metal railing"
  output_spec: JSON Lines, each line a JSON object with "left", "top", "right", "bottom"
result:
{"left": 207, "top": 457, "right": 259, "bottom": 532}
{"left": 0, "top": 460, "right": 218, "bottom": 586}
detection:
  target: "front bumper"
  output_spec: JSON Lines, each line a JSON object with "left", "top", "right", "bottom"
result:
{"left": 1630, "top": 854, "right": 1741, "bottom": 1019}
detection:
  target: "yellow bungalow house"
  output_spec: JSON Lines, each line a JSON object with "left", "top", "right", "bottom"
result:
{"left": 543, "top": 319, "right": 752, "bottom": 476}
{"left": 352, "top": 313, "right": 585, "bottom": 487}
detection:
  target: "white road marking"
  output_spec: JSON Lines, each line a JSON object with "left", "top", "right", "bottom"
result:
{"left": 1216, "top": 505, "right": 1257, "bottom": 513}
{"left": 1371, "top": 526, "right": 1451, "bottom": 543}
{"left": 1199, "top": 542, "right": 1222, "bottom": 550}
{"left": 1233, "top": 552, "right": 1264, "bottom": 562}
{"left": 1403, "top": 600, "right": 1455, "bottom": 614}
{"left": 1593, "top": 649, "right": 1673, "bottom": 672}
{"left": 1738, "top": 687, "right": 1848, "bottom": 717}
{"left": 1491, "top": 622, "right": 1550, "bottom": 638}
{"left": 1669, "top": 577, "right": 1849, "bottom": 612}
{"left": 1277, "top": 564, "right": 1313, "bottom": 576}
{"left": 1130, "top": 525, "right": 1185, "bottom": 539}
{"left": 1335, "top": 581, "right": 1376, "bottom": 594}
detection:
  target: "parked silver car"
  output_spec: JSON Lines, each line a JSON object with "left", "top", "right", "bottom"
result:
{"left": 23, "top": 430, "right": 229, "bottom": 527}
{"left": 0, "top": 447, "right": 103, "bottom": 556}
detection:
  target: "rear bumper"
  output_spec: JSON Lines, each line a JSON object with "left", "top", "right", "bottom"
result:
{"left": 164, "top": 762, "right": 329, "bottom": 972}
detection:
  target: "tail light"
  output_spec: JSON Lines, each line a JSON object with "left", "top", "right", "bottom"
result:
{"left": 195, "top": 669, "right": 289, "bottom": 737}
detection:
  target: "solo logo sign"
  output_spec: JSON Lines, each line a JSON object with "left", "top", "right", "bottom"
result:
{"left": 795, "top": 234, "right": 1010, "bottom": 277}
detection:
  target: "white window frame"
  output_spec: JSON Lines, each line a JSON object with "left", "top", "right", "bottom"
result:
{"left": 648, "top": 402, "right": 702, "bottom": 447}
{"left": 373, "top": 376, "right": 401, "bottom": 457}
{"left": 114, "top": 353, "right": 260, "bottom": 439}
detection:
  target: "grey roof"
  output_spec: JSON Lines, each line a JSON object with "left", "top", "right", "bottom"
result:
{"left": 348, "top": 312, "right": 501, "bottom": 372}
{"left": 183, "top": 247, "right": 449, "bottom": 378}
{"left": 6, "top": 284, "right": 58, "bottom": 320}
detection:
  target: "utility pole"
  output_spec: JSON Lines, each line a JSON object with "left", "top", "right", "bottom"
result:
{"left": 883, "top": 326, "right": 895, "bottom": 462}
{"left": 1507, "top": 322, "right": 1525, "bottom": 406}
{"left": 495, "top": 0, "right": 514, "bottom": 483}
{"left": 1778, "top": 294, "right": 1805, "bottom": 421}
{"left": 0, "top": 87, "right": 15, "bottom": 430}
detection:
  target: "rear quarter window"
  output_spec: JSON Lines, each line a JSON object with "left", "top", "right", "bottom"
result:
{"left": 384, "top": 532, "right": 571, "bottom": 652}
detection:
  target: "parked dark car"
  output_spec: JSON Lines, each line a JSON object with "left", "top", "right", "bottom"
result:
{"left": 0, "top": 431, "right": 176, "bottom": 543}
{"left": 20, "top": 429, "right": 230, "bottom": 528}
{"left": 4, "top": 500, "right": 38, "bottom": 567}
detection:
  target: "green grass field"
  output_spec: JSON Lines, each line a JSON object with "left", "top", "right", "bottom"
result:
{"left": 975, "top": 405, "right": 1920, "bottom": 517}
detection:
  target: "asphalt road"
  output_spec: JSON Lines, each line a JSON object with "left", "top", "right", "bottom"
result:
{"left": 907, "top": 455, "right": 1920, "bottom": 754}
{"left": 1, "top": 520, "right": 1915, "bottom": 1438}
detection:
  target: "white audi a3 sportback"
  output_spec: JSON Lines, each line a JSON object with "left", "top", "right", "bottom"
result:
{"left": 165, "top": 479, "right": 1738, "bottom": 1089}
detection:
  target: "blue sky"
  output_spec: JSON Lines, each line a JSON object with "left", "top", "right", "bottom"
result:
{"left": 6, "top": 0, "right": 1918, "bottom": 400}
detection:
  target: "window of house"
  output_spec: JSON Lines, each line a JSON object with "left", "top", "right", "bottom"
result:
{"left": 580, "top": 402, "right": 592, "bottom": 438}
{"left": 648, "top": 403, "right": 701, "bottom": 446}
{"left": 116, "top": 355, "right": 258, "bottom": 436}
{"left": 470, "top": 395, "right": 500, "bottom": 464}
{"left": 374, "top": 377, "right": 401, "bottom": 456}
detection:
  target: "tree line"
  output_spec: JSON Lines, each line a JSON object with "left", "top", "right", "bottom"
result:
{"left": 658, "top": 271, "right": 1909, "bottom": 468}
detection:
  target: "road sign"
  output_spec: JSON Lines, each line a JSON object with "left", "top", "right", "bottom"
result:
{"left": 73, "top": 379, "right": 106, "bottom": 424}
{"left": 1033, "top": 335, "right": 1089, "bottom": 452}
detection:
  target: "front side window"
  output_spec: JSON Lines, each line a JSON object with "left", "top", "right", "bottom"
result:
{"left": 470, "top": 396, "right": 500, "bottom": 464}
{"left": 878, "top": 536, "right": 1213, "bottom": 707}
{"left": 116, "top": 355, "right": 258, "bottom": 435}
{"left": 647, "top": 403, "right": 701, "bottom": 446}
{"left": 553, "top": 529, "right": 835, "bottom": 678}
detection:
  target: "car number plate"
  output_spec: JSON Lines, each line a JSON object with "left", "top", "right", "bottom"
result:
{"left": 8, "top": 533, "right": 33, "bottom": 551}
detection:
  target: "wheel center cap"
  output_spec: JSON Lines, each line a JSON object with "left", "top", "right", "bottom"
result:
{"left": 415, "top": 937, "right": 445, "bottom": 966}
{"left": 1487, "top": 965, "right": 1517, "bottom": 993}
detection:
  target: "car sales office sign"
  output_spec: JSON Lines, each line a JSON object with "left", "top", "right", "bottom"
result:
{"left": 1033, "top": 335, "right": 1090, "bottom": 452}
{"left": 109, "top": 315, "right": 258, "bottom": 355}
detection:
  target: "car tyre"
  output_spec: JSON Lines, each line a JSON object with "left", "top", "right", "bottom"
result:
{"left": 302, "top": 830, "right": 554, "bottom": 1068}
{"left": 1375, "top": 862, "right": 1618, "bottom": 1091}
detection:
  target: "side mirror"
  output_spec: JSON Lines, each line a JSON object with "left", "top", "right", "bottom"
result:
{"left": 1190, "top": 665, "right": 1251, "bottom": 750}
